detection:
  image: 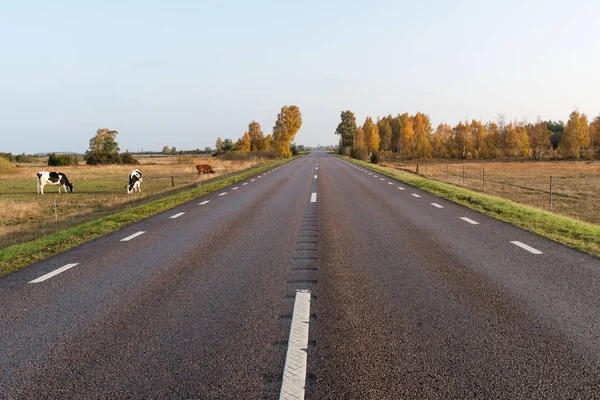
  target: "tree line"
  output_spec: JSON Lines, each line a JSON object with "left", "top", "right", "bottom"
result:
{"left": 336, "top": 110, "right": 600, "bottom": 161}
{"left": 215, "top": 105, "right": 303, "bottom": 158}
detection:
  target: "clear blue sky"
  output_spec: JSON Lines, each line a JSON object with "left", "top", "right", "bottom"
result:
{"left": 2, "top": 0, "right": 599, "bottom": 153}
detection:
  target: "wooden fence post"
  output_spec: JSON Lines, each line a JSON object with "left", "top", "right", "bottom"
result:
{"left": 482, "top": 168, "right": 485, "bottom": 192}
{"left": 462, "top": 165, "right": 465, "bottom": 185}
{"left": 171, "top": 176, "right": 175, "bottom": 188}
{"left": 549, "top": 176, "right": 553, "bottom": 208}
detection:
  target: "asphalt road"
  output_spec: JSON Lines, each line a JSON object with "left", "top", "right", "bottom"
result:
{"left": 2, "top": 152, "right": 600, "bottom": 399}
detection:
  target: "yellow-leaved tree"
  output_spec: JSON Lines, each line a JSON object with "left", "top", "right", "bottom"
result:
{"left": 273, "top": 105, "right": 302, "bottom": 157}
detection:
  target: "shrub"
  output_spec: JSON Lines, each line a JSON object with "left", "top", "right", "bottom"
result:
{"left": 0, "top": 157, "right": 16, "bottom": 174}
{"left": 370, "top": 151, "right": 380, "bottom": 164}
{"left": 121, "top": 151, "right": 140, "bottom": 165}
{"left": 0, "top": 153, "right": 14, "bottom": 162}
{"left": 48, "top": 153, "right": 78, "bottom": 167}
{"left": 15, "top": 153, "right": 34, "bottom": 163}
{"left": 351, "top": 146, "right": 368, "bottom": 161}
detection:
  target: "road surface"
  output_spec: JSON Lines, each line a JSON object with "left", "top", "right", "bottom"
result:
{"left": 1, "top": 153, "right": 599, "bottom": 399}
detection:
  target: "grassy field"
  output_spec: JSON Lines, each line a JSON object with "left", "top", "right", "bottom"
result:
{"left": 0, "top": 155, "right": 266, "bottom": 249}
{"left": 340, "top": 156, "right": 600, "bottom": 258}
{"left": 378, "top": 158, "right": 600, "bottom": 225}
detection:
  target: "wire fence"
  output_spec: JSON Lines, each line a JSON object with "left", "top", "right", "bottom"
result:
{"left": 378, "top": 156, "right": 600, "bottom": 225}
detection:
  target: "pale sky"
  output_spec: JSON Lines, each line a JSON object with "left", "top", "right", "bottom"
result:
{"left": 1, "top": 0, "right": 599, "bottom": 153}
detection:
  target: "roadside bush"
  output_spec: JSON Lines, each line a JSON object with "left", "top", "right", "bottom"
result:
{"left": 84, "top": 151, "right": 122, "bottom": 165}
{"left": 351, "top": 146, "right": 368, "bottom": 161}
{"left": 370, "top": 151, "right": 380, "bottom": 164}
{"left": 48, "top": 153, "right": 78, "bottom": 167}
{"left": 0, "top": 152, "right": 13, "bottom": 162}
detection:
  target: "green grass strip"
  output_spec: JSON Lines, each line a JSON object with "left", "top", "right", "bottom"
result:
{"left": 337, "top": 155, "right": 600, "bottom": 258}
{"left": 0, "top": 157, "right": 299, "bottom": 277}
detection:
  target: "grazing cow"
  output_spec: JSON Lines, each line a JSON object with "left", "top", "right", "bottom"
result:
{"left": 126, "top": 169, "right": 143, "bottom": 194}
{"left": 196, "top": 164, "right": 215, "bottom": 175}
{"left": 37, "top": 171, "right": 74, "bottom": 195}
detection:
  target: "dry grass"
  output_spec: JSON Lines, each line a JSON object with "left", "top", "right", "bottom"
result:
{"left": 380, "top": 159, "right": 600, "bottom": 225}
{"left": 0, "top": 155, "right": 264, "bottom": 248}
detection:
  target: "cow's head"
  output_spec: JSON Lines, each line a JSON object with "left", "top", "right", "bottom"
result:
{"left": 67, "top": 183, "right": 74, "bottom": 192}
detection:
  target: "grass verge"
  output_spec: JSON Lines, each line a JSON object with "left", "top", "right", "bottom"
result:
{"left": 0, "top": 157, "right": 299, "bottom": 277}
{"left": 338, "top": 155, "right": 600, "bottom": 259}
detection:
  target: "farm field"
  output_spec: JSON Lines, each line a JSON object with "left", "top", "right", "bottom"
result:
{"left": 0, "top": 155, "right": 265, "bottom": 249}
{"left": 379, "top": 159, "right": 600, "bottom": 225}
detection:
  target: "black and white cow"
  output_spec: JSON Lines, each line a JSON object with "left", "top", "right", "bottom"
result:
{"left": 37, "top": 171, "right": 74, "bottom": 194}
{"left": 126, "top": 169, "right": 143, "bottom": 194}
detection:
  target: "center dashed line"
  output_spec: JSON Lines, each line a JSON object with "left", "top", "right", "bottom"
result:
{"left": 170, "top": 212, "right": 185, "bottom": 219}
{"left": 460, "top": 217, "right": 479, "bottom": 225}
{"left": 314, "top": 175, "right": 318, "bottom": 179}
{"left": 398, "top": 187, "right": 405, "bottom": 190}
{"left": 218, "top": 192, "right": 227, "bottom": 196}
{"left": 121, "top": 231, "right": 146, "bottom": 242}
{"left": 232, "top": 187, "right": 239, "bottom": 190}
{"left": 243, "top": 182, "right": 248, "bottom": 185}
{"left": 388, "top": 182, "right": 393, "bottom": 185}
{"left": 511, "top": 241, "right": 543, "bottom": 254}
{"left": 199, "top": 200, "right": 210, "bottom": 205}
{"left": 411, "top": 194, "right": 421, "bottom": 198}
{"left": 29, "top": 263, "right": 79, "bottom": 284}
{"left": 310, "top": 193, "right": 317, "bottom": 203}
{"left": 431, "top": 203, "right": 444, "bottom": 208}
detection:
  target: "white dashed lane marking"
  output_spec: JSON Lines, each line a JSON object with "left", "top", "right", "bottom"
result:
{"left": 511, "top": 241, "right": 543, "bottom": 254}
{"left": 279, "top": 290, "right": 311, "bottom": 400}
{"left": 431, "top": 203, "right": 444, "bottom": 208}
{"left": 388, "top": 182, "right": 393, "bottom": 185}
{"left": 170, "top": 212, "right": 185, "bottom": 219}
{"left": 199, "top": 200, "right": 210, "bottom": 205}
{"left": 243, "top": 182, "right": 248, "bottom": 185}
{"left": 219, "top": 192, "right": 227, "bottom": 196}
{"left": 121, "top": 231, "right": 146, "bottom": 242}
{"left": 29, "top": 263, "right": 79, "bottom": 284}
{"left": 411, "top": 194, "right": 421, "bottom": 198}
{"left": 232, "top": 187, "right": 239, "bottom": 190}
{"left": 460, "top": 217, "right": 479, "bottom": 225}
{"left": 310, "top": 193, "right": 317, "bottom": 203}
{"left": 380, "top": 178, "right": 385, "bottom": 181}
{"left": 314, "top": 175, "right": 318, "bottom": 179}
{"left": 398, "top": 187, "right": 405, "bottom": 190}
{"left": 251, "top": 179, "right": 256, "bottom": 182}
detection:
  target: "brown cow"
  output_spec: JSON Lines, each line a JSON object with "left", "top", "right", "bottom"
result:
{"left": 196, "top": 164, "right": 215, "bottom": 175}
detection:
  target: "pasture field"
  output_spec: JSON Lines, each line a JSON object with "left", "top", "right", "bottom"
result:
{"left": 0, "top": 155, "right": 264, "bottom": 249}
{"left": 381, "top": 159, "right": 600, "bottom": 225}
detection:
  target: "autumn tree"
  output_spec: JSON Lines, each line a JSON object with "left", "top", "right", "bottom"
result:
{"left": 561, "top": 110, "right": 590, "bottom": 158}
{"left": 397, "top": 113, "right": 414, "bottom": 158}
{"left": 335, "top": 110, "right": 357, "bottom": 151}
{"left": 363, "top": 117, "right": 380, "bottom": 154}
{"left": 432, "top": 123, "right": 452, "bottom": 158}
{"left": 527, "top": 118, "right": 552, "bottom": 159}
{"left": 377, "top": 117, "right": 393, "bottom": 152}
{"left": 236, "top": 131, "right": 251, "bottom": 152}
{"left": 248, "top": 121, "right": 265, "bottom": 151}
{"left": 162, "top": 146, "right": 171, "bottom": 154}
{"left": 412, "top": 112, "right": 433, "bottom": 158}
{"left": 273, "top": 105, "right": 303, "bottom": 157}
{"left": 470, "top": 120, "right": 487, "bottom": 159}
{"left": 452, "top": 121, "right": 469, "bottom": 158}
{"left": 216, "top": 137, "right": 224, "bottom": 151}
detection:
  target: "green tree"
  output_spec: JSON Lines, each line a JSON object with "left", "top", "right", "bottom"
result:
{"left": 84, "top": 128, "right": 121, "bottom": 164}
{"left": 248, "top": 121, "right": 265, "bottom": 151}
{"left": 273, "top": 105, "right": 302, "bottom": 157}
{"left": 335, "top": 110, "right": 357, "bottom": 150}
{"left": 222, "top": 139, "right": 234, "bottom": 153}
